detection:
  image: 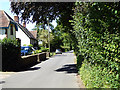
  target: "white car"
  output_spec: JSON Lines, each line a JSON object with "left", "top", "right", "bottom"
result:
{"left": 55, "top": 49, "right": 62, "bottom": 54}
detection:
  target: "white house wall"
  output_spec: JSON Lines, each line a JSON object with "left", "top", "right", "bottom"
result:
{"left": 0, "top": 34, "right": 6, "bottom": 39}
{"left": 16, "top": 27, "right": 30, "bottom": 46}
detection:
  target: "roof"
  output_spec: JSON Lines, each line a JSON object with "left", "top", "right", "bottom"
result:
{"left": 30, "top": 30, "right": 37, "bottom": 39}
{"left": 17, "top": 23, "right": 36, "bottom": 40}
{"left": 0, "top": 10, "right": 18, "bottom": 30}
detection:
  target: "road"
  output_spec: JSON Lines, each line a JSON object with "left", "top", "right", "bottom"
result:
{"left": 2, "top": 52, "right": 79, "bottom": 88}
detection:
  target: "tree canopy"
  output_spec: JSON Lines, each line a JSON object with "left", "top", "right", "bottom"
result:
{"left": 10, "top": 2, "right": 76, "bottom": 50}
{"left": 10, "top": 2, "right": 75, "bottom": 26}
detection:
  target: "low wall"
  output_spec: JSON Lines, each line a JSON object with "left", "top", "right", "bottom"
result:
{"left": 38, "top": 52, "right": 46, "bottom": 62}
{"left": 21, "top": 54, "right": 38, "bottom": 68}
{"left": 2, "top": 52, "right": 46, "bottom": 71}
{"left": 46, "top": 52, "right": 50, "bottom": 57}
{"left": 19, "top": 52, "right": 46, "bottom": 70}
{"left": 46, "top": 52, "right": 55, "bottom": 57}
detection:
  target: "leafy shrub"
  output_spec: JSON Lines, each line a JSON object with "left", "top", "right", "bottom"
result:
{"left": 50, "top": 52, "right": 55, "bottom": 57}
{"left": 71, "top": 2, "right": 120, "bottom": 88}
{"left": 0, "top": 38, "right": 21, "bottom": 71}
{"left": 38, "top": 44, "right": 43, "bottom": 49}
{"left": 33, "top": 50, "right": 42, "bottom": 54}
{"left": 28, "top": 44, "right": 33, "bottom": 47}
{"left": 80, "top": 61, "right": 119, "bottom": 88}
{"left": 23, "top": 44, "right": 27, "bottom": 46}
{"left": 40, "top": 46, "right": 45, "bottom": 50}
{"left": 61, "top": 46, "right": 70, "bottom": 52}
{"left": 32, "top": 47, "right": 49, "bottom": 54}
{"left": 41, "top": 47, "right": 49, "bottom": 52}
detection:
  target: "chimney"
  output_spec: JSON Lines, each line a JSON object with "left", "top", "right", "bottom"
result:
{"left": 23, "top": 22, "right": 26, "bottom": 28}
{"left": 14, "top": 16, "right": 19, "bottom": 23}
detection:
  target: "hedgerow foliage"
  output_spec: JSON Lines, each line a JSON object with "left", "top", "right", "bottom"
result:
{"left": 0, "top": 38, "right": 21, "bottom": 71}
{"left": 71, "top": 2, "right": 120, "bottom": 88}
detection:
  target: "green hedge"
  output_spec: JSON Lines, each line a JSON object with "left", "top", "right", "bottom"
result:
{"left": 71, "top": 2, "right": 120, "bottom": 88}
{"left": 32, "top": 46, "right": 49, "bottom": 54}
{"left": 40, "top": 47, "right": 49, "bottom": 52}
{"left": 32, "top": 50, "right": 42, "bottom": 54}
{"left": 0, "top": 38, "right": 21, "bottom": 71}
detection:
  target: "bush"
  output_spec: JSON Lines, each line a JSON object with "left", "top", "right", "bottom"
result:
{"left": 0, "top": 38, "right": 21, "bottom": 71}
{"left": 61, "top": 46, "right": 70, "bottom": 52}
{"left": 32, "top": 46, "right": 49, "bottom": 54}
{"left": 71, "top": 2, "right": 120, "bottom": 88}
{"left": 23, "top": 44, "right": 27, "bottom": 46}
{"left": 28, "top": 44, "right": 33, "bottom": 47}
{"left": 33, "top": 50, "right": 42, "bottom": 54}
{"left": 40, "top": 47, "right": 49, "bottom": 52}
{"left": 80, "top": 62, "right": 119, "bottom": 88}
{"left": 50, "top": 52, "right": 56, "bottom": 57}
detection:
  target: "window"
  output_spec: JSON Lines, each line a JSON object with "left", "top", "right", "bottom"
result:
{"left": 0, "top": 29, "right": 5, "bottom": 35}
{"left": 10, "top": 24, "right": 13, "bottom": 35}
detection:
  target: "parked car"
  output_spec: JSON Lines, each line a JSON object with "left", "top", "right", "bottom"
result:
{"left": 21, "top": 46, "right": 34, "bottom": 56}
{"left": 55, "top": 49, "right": 62, "bottom": 54}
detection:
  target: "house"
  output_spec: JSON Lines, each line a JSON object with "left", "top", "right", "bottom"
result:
{"left": 30, "top": 30, "right": 43, "bottom": 45}
{"left": 14, "top": 16, "right": 37, "bottom": 46}
{"left": 0, "top": 10, "right": 18, "bottom": 40}
{"left": 30, "top": 30, "right": 37, "bottom": 39}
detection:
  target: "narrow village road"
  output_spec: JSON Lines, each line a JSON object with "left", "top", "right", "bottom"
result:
{"left": 2, "top": 52, "right": 79, "bottom": 88}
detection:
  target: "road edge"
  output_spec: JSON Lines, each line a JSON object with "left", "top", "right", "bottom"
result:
{"left": 74, "top": 54, "right": 86, "bottom": 88}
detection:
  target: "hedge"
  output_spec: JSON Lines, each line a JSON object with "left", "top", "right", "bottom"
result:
{"left": 0, "top": 38, "right": 21, "bottom": 71}
{"left": 71, "top": 2, "right": 120, "bottom": 88}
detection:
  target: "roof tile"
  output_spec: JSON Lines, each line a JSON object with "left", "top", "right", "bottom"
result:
{"left": 30, "top": 30, "right": 37, "bottom": 39}
{"left": 0, "top": 10, "right": 10, "bottom": 28}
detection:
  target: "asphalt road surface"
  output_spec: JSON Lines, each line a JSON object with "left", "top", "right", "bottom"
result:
{"left": 2, "top": 52, "right": 79, "bottom": 88}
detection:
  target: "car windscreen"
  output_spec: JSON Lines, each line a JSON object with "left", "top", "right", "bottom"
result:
{"left": 24, "top": 48, "right": 29, "bottom": 51}
{"left": 21, "top": 47, "right": 24, "bottom": 50}
{"left": 21, "top": 47, "right": 29, "bottom": 51}
{"left": 56, "top": 49, "right": 61, "bottom": 51}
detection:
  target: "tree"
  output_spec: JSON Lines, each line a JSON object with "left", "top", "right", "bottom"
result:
{"left": 32, "top": 22, "right": 54, "bottom": 41}
{"left": 10, "top": 2, "right": 76, "bottom": 50}
{"left": 38, "top": 29, "right": 54, "bottom": 48}
{"left": 50, "top": 19, "right": 74, "bottom": 51}
{"left": 10, "top": 2, "right": 75, "bottom": 25}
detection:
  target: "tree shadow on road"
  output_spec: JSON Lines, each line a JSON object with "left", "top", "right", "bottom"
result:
{"left": 55, "top": 64, "right": 78, "bottom": 74}
{"left": 15, "top": 67, "right": 41, "bottom": 72}
{"left": 0, "top": 81, "right": 5, "bottom": 84}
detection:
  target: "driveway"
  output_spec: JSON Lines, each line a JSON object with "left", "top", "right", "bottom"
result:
{"left": 2, "top": 52, "right": 80, "bottom": 88}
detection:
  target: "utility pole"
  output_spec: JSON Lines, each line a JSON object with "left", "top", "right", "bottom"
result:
{"left": 48, "top": 18, "right": 50, "bottom": 54}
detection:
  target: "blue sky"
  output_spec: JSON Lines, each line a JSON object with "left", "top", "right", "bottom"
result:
{"left": 0, "top": 0, "right": 15, "bottom": 18}
{"left": 0, "top": 0, "right": 57, "bottom": 31}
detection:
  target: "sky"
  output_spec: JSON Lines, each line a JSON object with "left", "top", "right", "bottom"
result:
{"left": 0, "top": 0, "right": 57, "bottom": 31}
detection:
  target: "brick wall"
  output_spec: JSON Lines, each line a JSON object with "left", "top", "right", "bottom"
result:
{"left": 38, "top": 52, "right": 46, "bottom": 62}
{"left": 19, "top": 52, "right": 46, "bottom": 70}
